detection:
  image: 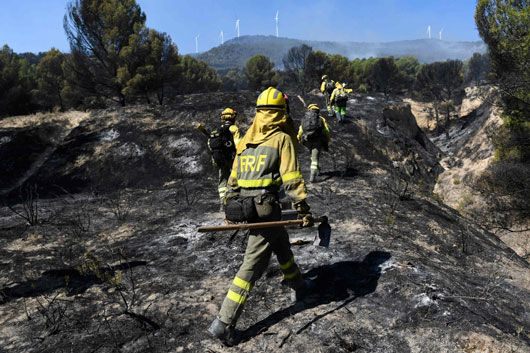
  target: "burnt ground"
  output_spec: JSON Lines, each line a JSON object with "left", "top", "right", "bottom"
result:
{"left": 0, "top": 91, "right": 529, "bottom": 353}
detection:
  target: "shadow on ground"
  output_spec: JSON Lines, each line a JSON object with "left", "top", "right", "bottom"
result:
{"left": 240, "top": 251, "right": 391, "bottom": 342}
{"left": 0, "top": 261, "right": 147, "bottom": 304}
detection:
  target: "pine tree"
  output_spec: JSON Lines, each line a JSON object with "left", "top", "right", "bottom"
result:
{"left": 245, "top": 55, "right": 277, "bottom": 91}
{"left": 414, "top": 60, "right": 463, "bottom": 134}
{"left": 476, "top": 0, "right": 530, "bottom": 162}
{"left": 36, "top": 48, "right": 66, "bottom": 111}
{"left": 120, "top": 29, "right": 181, "bottom": 105}
{"left": 179, "top": 55, "right": 221, "bottom": 94}
{"left": 63, "top": 0, "right": 146, "bottom": 106}
{"left": 0, "top": 45, "right": 36, "bottom": 117}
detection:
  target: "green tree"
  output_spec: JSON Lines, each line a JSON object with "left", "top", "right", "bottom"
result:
{"left": 350, "top": 57, "right": 378, "bottom": 91}
{"left": 179, "top": 55, "right": 221, "bottom": 94}
{"left": 222, "top": 67, "right": 247, "bottom": 92}
{"left": 0, "top": 45, "right": 36, "bottom": 117}
{"left": 327, "top": 54, "right": 351, "bottom": 84}
{"left": 372, "top": 57, "right": 402, "bottom": 96}
{"left": 395, "top": 56, "right": 420, "bottom": 90}
{"left": 414, "top": 60, "right": 463, "bottom": 134}
{"left": 35, "top": 48, "right": 66, "bottom": 111}
{"left": 466, "top": 52, "right": 490, "bottom": 85}
{"left": 476, "top": 0, "right": 530, "bottom": 145}
{"left": 473, "top": 0, "right": 530, "bottom": 228}
{"left": 120, "top": 29, "right": 181, "bottom": 104}
{"left": 303, "top": 50, "right": 330, "bottom": 90}
{"left": 245, "top": 55, "right": 277, "bottom": 91}
{"left": 63, "top": 0, "right": 147, "bottom": 106}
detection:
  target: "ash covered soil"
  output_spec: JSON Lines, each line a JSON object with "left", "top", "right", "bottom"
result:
{"left": 0, "top": 91, "right": 529, "bottom": 353}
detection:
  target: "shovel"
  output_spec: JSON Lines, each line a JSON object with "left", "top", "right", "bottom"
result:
{"left": 198, "top": 216, "right": 331, "bottom": 247}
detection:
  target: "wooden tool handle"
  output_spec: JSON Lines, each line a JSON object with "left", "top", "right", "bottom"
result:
{"left": 197, "top": 217, "right": 327, "bottom": 233}
{"left": 196, "top": 123, "right": 210, "bottom": 137}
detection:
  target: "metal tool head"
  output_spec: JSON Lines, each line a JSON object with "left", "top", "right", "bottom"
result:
{"left": 316, "top": 216, "right": 331, "bottom": 247}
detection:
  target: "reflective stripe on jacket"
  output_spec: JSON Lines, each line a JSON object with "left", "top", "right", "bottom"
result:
{"left": 228, "top": 131, "right": 307, "bottom": 203}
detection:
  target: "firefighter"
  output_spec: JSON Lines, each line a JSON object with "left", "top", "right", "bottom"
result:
{"left": 208, "top": 87, "right": 314, "bottom": 346}
{"left": 320, "top": 74, "right": 335, "bottom": 117}
{"left": 330, "top": 82, "right": 348, "bottom": 123}
{"left": 297, "top": 104, "right": 330, "bottom": 183}
{"left": 209, "top": 108, "right": 241, "bottom": 211}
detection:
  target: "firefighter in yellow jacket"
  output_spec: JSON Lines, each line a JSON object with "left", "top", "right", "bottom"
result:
{"left": 320, "top": 74, "right": 335, "bottom": 117}
{"left": 330, "top": 82, "right": 348, "bottom": 123}
{"left": 208, "top": 87, "right": 314, "bottom": 346}
{"left": 297, "top": 104, "right": 331, "bottom": 183}
{"left": 210, "top": 108, "right": 241, "bottom": 210}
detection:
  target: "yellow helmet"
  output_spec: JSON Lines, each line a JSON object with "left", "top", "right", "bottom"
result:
{"left": 322, "top": 74, "right": 328, "bottom": 80}
{"left": 221, "top": 107, "right": 237, "bottom": 120}
{"left": 335, "top": 82, "right": 343, "bottom": 89}
{"left": 256, "top": 87, "right": 286, "bottom": 110}
{"left": 307, "top": 104, "right": 319, "bottom": 111}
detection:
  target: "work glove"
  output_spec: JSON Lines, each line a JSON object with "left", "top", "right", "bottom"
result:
{"left": 294, "top": 199, "right": 313, "bottom": 228}
{"left": 301, "top": 213, "right": 314, "bottom": 227}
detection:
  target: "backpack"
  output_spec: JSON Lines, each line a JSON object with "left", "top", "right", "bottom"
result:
{"left": 208, "top": 123, "right": 235, "bottom": 165}
{"left": 301, "top": 110, "right": 324, "bottom": 141}
{"left": 335, "top": 89, "right": 348, "bottom": 105}
{"left": 326, "top": 81, "right": 335, "bottom": 95}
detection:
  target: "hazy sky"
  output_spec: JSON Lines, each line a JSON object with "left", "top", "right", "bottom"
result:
{"left": 0, "top": 0, "right": 481, "bottom": 54}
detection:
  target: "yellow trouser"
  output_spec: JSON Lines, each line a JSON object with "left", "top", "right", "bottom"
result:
{"left": 303, "top": 141, "right": 323, "bottom": 175}
{"left": 325, "top": 93, "right": 332, "bottom": 113}
{"left": 310, "top": 146, "right": 321, "bottom": 174}
{"left": 218, "top": 226, "right": 304, "bottom": 326}
{"left": 218, "top": 163, "right": 232, "bottom": 200}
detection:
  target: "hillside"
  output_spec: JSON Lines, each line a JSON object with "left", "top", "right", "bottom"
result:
{"left": 0, "top": 90, "right": 529, "bottom": 352}
{"left": 196, "top": 35, "right": 487, "bottom": 71}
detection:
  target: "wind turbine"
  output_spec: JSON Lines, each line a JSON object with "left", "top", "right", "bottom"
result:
{"left": 275, "top": 10, "right": 279, "bottom": 37}
{"left": 195, "top": 34, "right": 200, "bottom": 53}
{"left": 220, "top": 30, "right": 224, "bottom": 45}
{"left": 439, "top": 28, "right": 444, "bottom": 40}
{"left": 235, "top": 18, "right": 240, "bottom": 38}
{"left": 427, "top": 25, "right": 431, "bottom": 39}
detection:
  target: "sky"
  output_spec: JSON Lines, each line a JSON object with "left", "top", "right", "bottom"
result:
{"left": 0, "top": 0, "right": 482, "bottom": 55}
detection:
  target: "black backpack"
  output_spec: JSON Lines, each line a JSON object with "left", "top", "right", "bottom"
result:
{"left": 301, "top": 110, "right": 323, "bottom": 141}
{"left": 335, "top": 89, "right": 348, "bottom": 105}
{"left": 326, "top": 81, "right": 335, "bottom": 95}
{"left": 208, "top": 123, "right": 236, "bottom": 165}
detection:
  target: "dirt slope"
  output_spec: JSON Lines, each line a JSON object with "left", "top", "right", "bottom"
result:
{"left": 0, "top": 91, "right": 529, "bottom": 353}
{"left": 407, "top": 86, "right": 529, "bottom": 259}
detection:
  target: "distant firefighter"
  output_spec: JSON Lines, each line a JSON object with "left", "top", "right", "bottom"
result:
{"left": 320, "top": 74, "right": 336, "bottom": 117}
{"left": 208, "top": 87, "right": 314, "bottom": 346}
{"left": 207, "top": 108, "right": 241, "bottom": 210}
{"left": 330, "top": 82, "right": 349, "bottom": 123}
{"left": 297, "top": 104, "right": 330, "bottom": 183}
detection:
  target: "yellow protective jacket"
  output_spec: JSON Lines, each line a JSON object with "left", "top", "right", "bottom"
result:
{"left": 320, "top": 80, "right": 335, "bottom": 94}
{"left": 228, "top": 109, "right": 307, "bottom": 203}
{"left": 228, "top": 124, "right": 241, "bottom": 145}
{"left": 330, "top": 87, "right": 347, "bottom": 106}
{"left": 297, "top": 116, "right": 331, "bottom": 143}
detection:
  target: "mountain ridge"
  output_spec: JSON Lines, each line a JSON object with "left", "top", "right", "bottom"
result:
{"left": 196, "top": 35, "right": 487, "bottom": 72}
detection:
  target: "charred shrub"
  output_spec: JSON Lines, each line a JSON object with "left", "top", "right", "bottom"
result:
{"left": 100, "top": 190, "right": 136, "bottom": 221}
{"left": 6, "top": 184, "right": 41, "bottom": 226}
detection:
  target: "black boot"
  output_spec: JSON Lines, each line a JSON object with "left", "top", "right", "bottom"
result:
{"left": 208, "top": 318, "right": 238, "bottom": 346}
{"left": 290, "top": 280, "right": 315, "bottom": 303}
